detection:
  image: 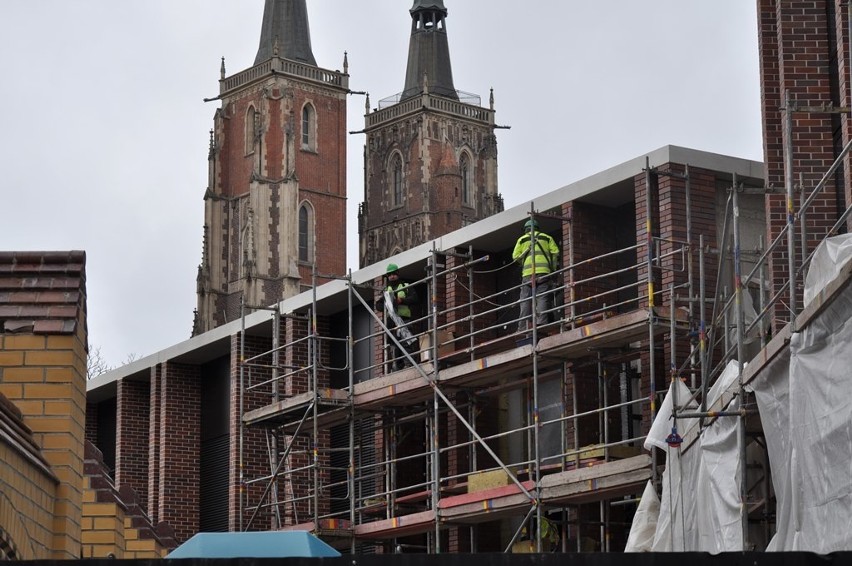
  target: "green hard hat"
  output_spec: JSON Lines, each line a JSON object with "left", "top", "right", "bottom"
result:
{"left": 524, "top": 219, "right": 538, "bottom": 230}
{"left": 386, "top": 263, "right": 399, "bottom": 274}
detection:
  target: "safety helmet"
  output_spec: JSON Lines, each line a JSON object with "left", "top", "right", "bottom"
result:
{"left": 386, "top": 263, "right": 399, "bottom": 274}
{"left": 524, "top": 219, "right": 538, "bottom": 231}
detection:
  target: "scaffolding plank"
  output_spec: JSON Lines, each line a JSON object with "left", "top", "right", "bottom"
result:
{"left": 437, "top": 480, "right": 536, "bottom": 524}
{"left": 540, "top": 306, "right": 686, "bottom": 360}
{"left": 353, "top": 307, "right": 682, "bottom": 409}
{"left": 278, "top": 518, "right": 353, "bottom": 535}
{"left": 539, "top": 454, "right": 651, "bottom": 488}
{"left": 542, "top": 468, "right": 651, "bottom": 505}
{"left": 243, "top": 388, "right": 350, "bottom": 427}
{"left": 353, "top": 510, "right": 437, "bottom": 539}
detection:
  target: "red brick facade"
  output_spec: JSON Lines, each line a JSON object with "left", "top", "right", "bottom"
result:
{"left": 195, "top": 58, "right": 349, "bottom": 334}
{"left": 758, "top": 0, "right": 850, "bottom": 329}
{"left": 156, "top": 362, "right": 201, "bottom": 541}
{"left": 116, "top": 379, "right": 150, "bottom": 507}
{"left": 359, "top": 103, "right": 503, "bottom": 268}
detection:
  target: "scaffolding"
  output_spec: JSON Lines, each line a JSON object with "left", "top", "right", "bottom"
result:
{"left": 233, "top": 130, "right": 852, "bottom": 552}
{"left": 651, "top": 87, "right": 852, "bottom": 551}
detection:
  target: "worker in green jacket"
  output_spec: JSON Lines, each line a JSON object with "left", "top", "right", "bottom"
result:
{"left": 381, "top": 263, "right": 419, "bottom": 371}
{"left": 512, "top": 219, "right": 559, "bottom": 332}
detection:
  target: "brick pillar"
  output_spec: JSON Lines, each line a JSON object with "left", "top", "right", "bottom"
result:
{"left": 837, "top": 1, "right": 852, "bottom": 224}
{"left": 228, "top": 333, "right": 274, "bottom": 531}
{"left": 655, "top": 164, "right": 719, "bottom": 381}
{"left": 570, "top": 202, "right": 621, "bottom": 319}
{"left": 116, "top": 378, "right": 150, "bottom": 508}
{"left": 285, "top": 315, "right": 307, "bottom": 525}
{"left": 157, "top": 362, "right": 200, "bottom": 542}
{"left": 634, "top": 169, "right": 663, "bottom": 434}
{"left": 759, "top": 0, "right": 844, "bottom": 329}
{"left": 85, "top": 402, "right": 98, "bottom": 446}
{"left": 147, "top": 365, "right": 161, "bottom": 524}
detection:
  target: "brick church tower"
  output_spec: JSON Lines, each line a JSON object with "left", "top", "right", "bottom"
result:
{"left": 195, "top": 0, "right": 349, "bottom": 334}
{"left": 358, "top": 0, "right": 503, "bottom": 268}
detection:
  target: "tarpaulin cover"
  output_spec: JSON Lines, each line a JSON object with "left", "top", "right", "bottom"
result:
{"left": 749, "top": 234, "right": 852, "bottom": 552}
{"left": 624, "top": 481, "right": 660, "bottom": 551}
{"left": 639, "top": 361, "right": 743, "bottom": 552}
{"left": 166, "top": 531, "right": 342, "bottom": 558}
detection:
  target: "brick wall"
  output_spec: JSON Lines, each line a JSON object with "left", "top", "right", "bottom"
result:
{"left": 360, "top": 111, "right": 502, "bottom": 267}
{"left": 758, "top": 0, "right": 848, "bottom": 329}
{"left": 198, "top": 70, "right": 348, "bottom": 333}
{"left": 0, "top": 333, "right": 87, "bottom": 559}
{"left": 147, "top": 365, "right": 161, "bottom": 524}
{"left": 229, "top": 332, "right": 276, "bottom": 531}
{"left": 0, "top": 396, "right": 57, "bottom": 559}
{"left": 82, "top": 442, "right": 174, "bottom": 558}
{"left": 156, "top": 362, "right": 200, "bottom": 542}
{"left": 116, "top": 378, "right": 149, "bottom": 507}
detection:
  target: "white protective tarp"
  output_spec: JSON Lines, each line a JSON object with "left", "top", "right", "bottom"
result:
{"left": 624, "top": 481, "right": 660, "bottom": 552}
{"left": 749, "top": 240, "right": 852, "bottom": 552}
{"left": 802, "top": 234, "right": 852, "bottom": 307}
{"left": 640, "top": 361, "right": 743, "bottom": 552}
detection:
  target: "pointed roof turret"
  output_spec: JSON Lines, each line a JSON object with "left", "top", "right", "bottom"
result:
{"left": 402, "top": 0, "right": 457, "bottom": 101}
{"left": 411, "top": 0, "right": 447, "bottom": 10}
{"left": 254, "top": 0, "right": 317, "bottom": 67}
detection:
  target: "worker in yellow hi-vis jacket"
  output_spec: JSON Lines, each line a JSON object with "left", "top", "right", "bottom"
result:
{"left": 377, "top": 263, "right": 419, "bottom": 371}
{"left": 512, "top": 219, "right": 559, "bottom": 332}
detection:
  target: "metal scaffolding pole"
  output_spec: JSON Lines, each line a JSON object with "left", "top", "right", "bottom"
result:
{"left": 732, "top": 175, "right": 750, "bottom": 550}
{"left": 644, "top": 159, "right": 659, "bottom": 485}
{"left": 271, "top": 304, "right": 281, "bottom": 529}
{"left": 784, "top": 89, "right": 798, "bottom": 330}
{"left": 239, "top": 294, "right": 246, "bottom": 531}
{"left": 347, "top": 272, "right": 357, "bottom": 554}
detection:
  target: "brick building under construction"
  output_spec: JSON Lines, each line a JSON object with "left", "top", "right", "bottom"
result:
{"left": 82, "top": 0, "right": 852, "bottom": 556}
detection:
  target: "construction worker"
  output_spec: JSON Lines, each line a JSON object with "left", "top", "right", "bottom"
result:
{"left": 380, "top": 263, "right": 419, "bottom": 371}
{"left": 512, "top": 218, "right": 559, "bottom": 332}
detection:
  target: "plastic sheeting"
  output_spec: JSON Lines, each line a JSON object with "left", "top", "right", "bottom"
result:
{"left": 637, "top": 361, "right": 744, "bottom": 552}
{"left": 624, "top": 481, "right": 660, "bottom": 552}
{"left": 749, "top": 242, "right": 852, "bottom": 552}
{"left": 803, "top": 234, "right": 852, "bottom": 307}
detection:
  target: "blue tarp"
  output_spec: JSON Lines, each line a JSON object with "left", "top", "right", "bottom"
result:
{"left": 166, "top": 531, "right": 341, "bottom": 558}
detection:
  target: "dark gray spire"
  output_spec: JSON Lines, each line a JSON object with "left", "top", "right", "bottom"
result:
{"left": 402, "top": 0, "right": 457, "bottom": 100}
{"left": 254, "top": 0, "right": 317, "bottom": 66}
{"left": 411, "top": 0, "right": 447, "bottom": 10}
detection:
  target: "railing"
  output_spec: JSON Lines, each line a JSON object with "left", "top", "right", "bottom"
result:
{"left": 367, "top": 92, "right": 494, "bottom": 128}
{"left": 221, "top": 57, "right": 347, "bottom": 94}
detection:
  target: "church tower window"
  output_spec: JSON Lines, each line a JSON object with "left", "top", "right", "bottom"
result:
{"left": 301, "top": 103, "right": 316, "bottom": 151}
{"left": 460, "top": 152, "right": 471, "bottom": 205}
{"left": 298, "top": 202, "right": 314, "bottom": 263}
{"left": 245, "top": 106, "right": 257, "bottom": 155}
{"left": 392, "top": 153, "right": 404, "bottom": 207}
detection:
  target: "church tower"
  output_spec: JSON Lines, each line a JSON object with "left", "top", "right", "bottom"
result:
{"left": 358, "top": 0, "right": 503, "bottom": 267}
{"left": 195, "top": 0, "right": 349, "bottom": 334}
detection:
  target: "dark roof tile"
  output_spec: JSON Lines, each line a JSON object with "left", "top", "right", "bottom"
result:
{"left": 0, "top": 251, "right": 86, "bottom": 336}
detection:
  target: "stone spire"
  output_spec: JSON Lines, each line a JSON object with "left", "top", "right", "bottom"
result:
{"left": 254, "top": 0, "right": 317, "bottom": 66}
{"left": 402, "top": 0, "right": 457, "bottom": 100}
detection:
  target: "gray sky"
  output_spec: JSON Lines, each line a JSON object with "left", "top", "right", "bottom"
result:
{"left": 1, "top": 1, "right": 762, "bottom": 368}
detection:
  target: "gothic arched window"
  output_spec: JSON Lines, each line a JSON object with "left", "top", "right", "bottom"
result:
{"left": 245, "top": 106, "right": 257, "bottom": 155}
{"left": 460, "top": 152, "right": 472, "bottom": 205}
{"left": 301, "top": 103, "right": 316, "bottom": 151}
{"left": 298, "top": 202, "right": 314, "bottom": 263}
{"left": 392, "top": 154, "right": 404, "bottom": 207}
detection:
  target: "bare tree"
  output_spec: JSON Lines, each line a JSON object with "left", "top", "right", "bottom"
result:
{"left": 87, "top": 345, "right": 112, "bottom": 380}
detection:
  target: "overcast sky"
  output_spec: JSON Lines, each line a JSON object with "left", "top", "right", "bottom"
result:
{"left": 1, "top": 1, "right": 762, "bottom": 369}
